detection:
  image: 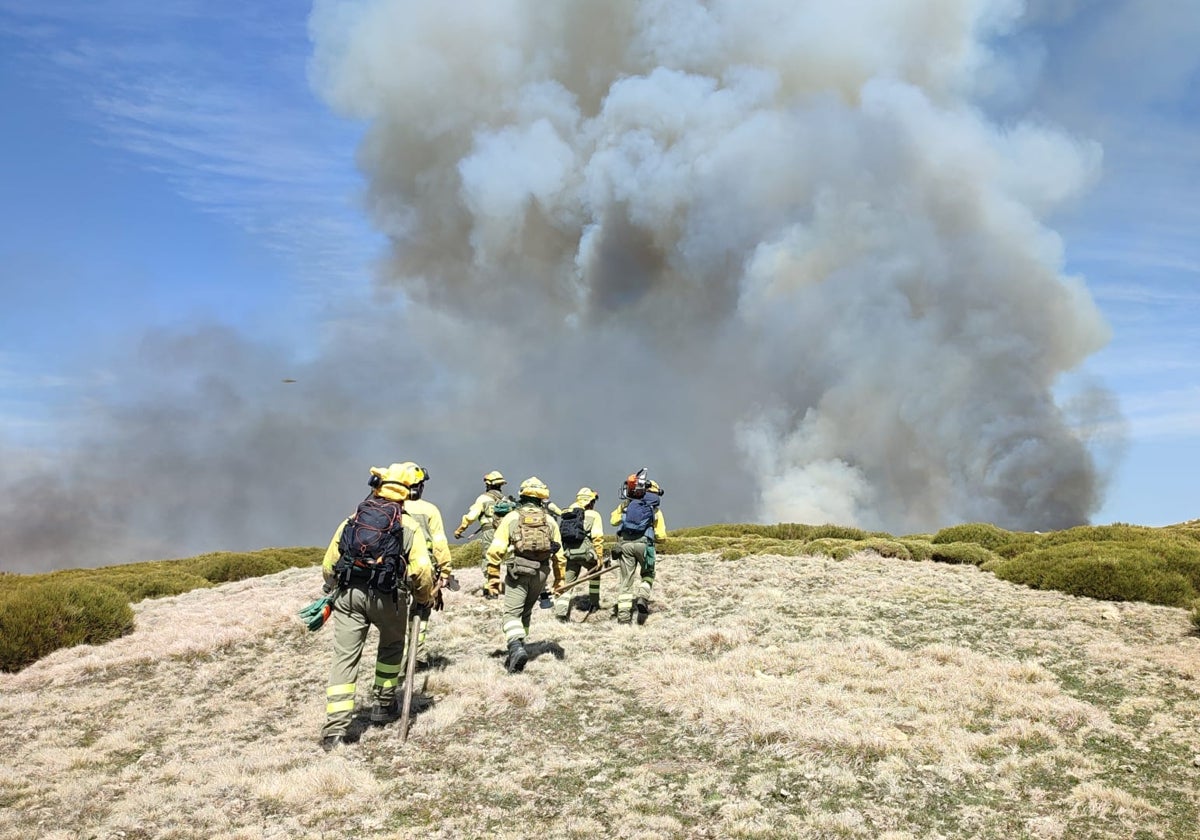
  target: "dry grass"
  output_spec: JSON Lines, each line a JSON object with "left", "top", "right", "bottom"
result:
{"left": 1, "top": 550, "right": 1198, "bottom": 839}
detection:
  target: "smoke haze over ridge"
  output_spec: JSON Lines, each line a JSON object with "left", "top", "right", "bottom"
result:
{"left": 6, "top": 0, "right": 1166, "bottom": 573}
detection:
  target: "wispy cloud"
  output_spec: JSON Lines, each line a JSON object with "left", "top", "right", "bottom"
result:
{"left": 2, "top": 0, "right": 378, "bottom": 292}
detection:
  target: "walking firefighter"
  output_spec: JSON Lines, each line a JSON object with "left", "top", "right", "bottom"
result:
{"left": 454, "top": 470, "right": 514, "bottom": 594}
{"left": 394, "top": 462, "right": 453, "bottom": 670}
{"left": 610, "top": 468, "right": 666, "bottom": 625}
{"left": 485, "top": 477, "right": 566, "bottom": 673}
{"left": 553, "top": 487, "right": 605, "bottom": 622}
{"left": 319, "top": 463, "right": 437, "bottom": 751}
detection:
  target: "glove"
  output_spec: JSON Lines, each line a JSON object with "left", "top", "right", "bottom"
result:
{"left": 299, "top": 595, "right": 334, "bottom": 631}
{"left": 453, "top": 526, "right": 465, "bottom": 539}
{"left": 434, "top": 589, "right": 445, "bottom": 612}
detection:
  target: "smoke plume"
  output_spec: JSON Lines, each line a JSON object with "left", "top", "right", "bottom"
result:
{"left": 307, "top": 0, "right": 1115, "bottom": 534}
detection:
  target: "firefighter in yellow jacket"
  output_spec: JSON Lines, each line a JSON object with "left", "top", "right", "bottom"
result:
{"left": 610, "top": 470, "right": 666, "bottom": 625}
{"left": 485, "top": 477, "right": 565, "bottom": 673}
{"left": 553, "top": 487, "right": 605, "bottom": 621}
{"left": 319, "top": 463, "right": 436, "bottom": 751}
{"left": 394, "top": 462, "right": 453, "bottom": 670}
{"left": 454, "top": 470, "right": 510, "bottom": 592}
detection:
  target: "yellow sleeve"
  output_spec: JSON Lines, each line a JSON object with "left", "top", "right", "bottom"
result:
{"left": 550, "top": 518, "right": 565, "bottom": 584}
{"left": 458, "top": 493, "right": 489, "bottom": 531}
{"left": 654, "top": 509, "right": 667, "bottom": 538}
{"left": 609, "top": 501, "right": 627, "bottom": 527}
{"left": 322, "top": 520, "right": 349, "bottom": 577}
{"left": 485, "top": 512, "right": 514, "bottom": 572}
{"left": 426, "top": 504, "right": 453, "bottom": 576}
{"left": 586, "top": 510, "right": 605, "bottom": 557}
{"left": 403, "top": 516, "right": 435, "bottom": 603}
{"left": 548, "top": 501, "right": 563, "bottom": 517}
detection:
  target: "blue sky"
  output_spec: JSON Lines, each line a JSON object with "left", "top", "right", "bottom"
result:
{"left": 0, "top": 1, "right": 1197, "bottom": 569}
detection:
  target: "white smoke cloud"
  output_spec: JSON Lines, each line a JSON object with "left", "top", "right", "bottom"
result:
{"left": 304, "top": 0, "right": 1120, "bottom": 534}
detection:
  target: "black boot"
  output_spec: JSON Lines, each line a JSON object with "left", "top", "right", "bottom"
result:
{"left": 370, "top": 698, "right": 399, "bottom": 725}
{"left": 321, "top": 734, "right": 346, "bottom": 752}
{"left": 505, "top": 639, "right": 528, "bottom": 673}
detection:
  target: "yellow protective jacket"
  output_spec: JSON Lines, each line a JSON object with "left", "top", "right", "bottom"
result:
{"left": 565, "top": 503, "right": 605, "bottom": 559}
{"left": 458, "top": 489, "right": 503, "bottom": 534}
{"left": 486, "top": 504, "right": 566, "bottom": 585}
{"left": 322, "top": 512, "right": 436, "bottom": 605}
{"left": 609, "top": 499, "right": 667, "bottom": 537}
{"left": 404, "top": 498, "right": 453, "bottom": 581}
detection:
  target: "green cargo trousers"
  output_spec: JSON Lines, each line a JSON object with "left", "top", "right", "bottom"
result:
{"left": 476, "top": 527, "right": 496, "bottom": 581}
{"left": 616, "top": 536, "right": 654, "bottom": 623}
{"left": 554, "top": 550, "right": 599, "bottom": 619}
{"left": 501, "top": 563, "right": 548, "bottom": 644}
{"left": 322, "top": 585, "right": 409, "bottom": 738}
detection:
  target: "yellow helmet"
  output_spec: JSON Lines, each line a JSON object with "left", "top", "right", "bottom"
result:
{"left": 395, "top": 462, "right": 428, "bottom": 499}
{"left": 394, "top": 462, "right": 426, "bottom": 486}
{"left": 483, "top": 470, "right": 506, "bottom": 488}
{"left": 575, "top": 487, "right": 598, "bottom": 506}
{"left": 368, "top": 463, "right": 412, "bottom": 502}
{"left": 518, "top": 476, "right": 550, "bottom": 500}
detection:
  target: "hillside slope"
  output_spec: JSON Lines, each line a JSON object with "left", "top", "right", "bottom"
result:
{"left": 1, "top": 552, "right": 1198, "bottom": 839}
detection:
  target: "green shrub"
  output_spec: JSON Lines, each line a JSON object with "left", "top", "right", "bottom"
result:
{"left": 672, "top": 523, "right": 880, "bottom": 542}
{"left": 900, "top": 540, "right": 935, "bottom": 562}
{"left": 931, "top": 523, "right": 1016, "bottom": 552}
{"left": 929, "top": 542, "right": 998, "bottom": 566}
{"left": 1190, "top": 600, "right": 1200, "bottom": 633}
{"left": 719, "top": 547, "right": 749, "bottom": 561}
{"left": 854, "top": 539, "right": 912, "bottom": 561}
{"left": 186, "top": 552, "right": 291, "bottom": 584}
{"left": 798, "top": 538, "right": 855, "bottom": 558}
{"left": 450, "top": 540, "right": 483, "bottom": 569}
{"left": 73, "top": 570, "right": 214, "bottom": 601}
{"left": 990, "top": 542, "right": 1198, "bottom": 608}
{"left": 0, "top": 581, "right": 134, "bottom": 673}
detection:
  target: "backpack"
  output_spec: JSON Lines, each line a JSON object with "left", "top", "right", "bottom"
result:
{"left": 482, "top": 490, "right": 506, "bottom": 529}
{"left": 490, "top": 496, "right": 516, "bottom": 529}
{"left": 336, "top": 496, "right": 408, "bottom": 591}
{"left": 510, "top": 505, "right": 555, "bottom": 564}
{"left": 620, "top": 492, "right": 660, "bottom": 538}
{"left": 559, "top": 507, "right": 589, "bottom": 550}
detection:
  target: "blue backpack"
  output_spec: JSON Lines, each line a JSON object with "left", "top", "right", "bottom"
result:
{"left": 620, "top": 492, "right": 660, "bottom": 538}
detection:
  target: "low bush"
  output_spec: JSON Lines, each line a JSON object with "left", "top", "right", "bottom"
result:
{"left": 900, "top": 540, "right": 935, "bottom": 562}
{"left": 73, "top": 569, "right": 214, "bottom": 601}
{"left": 672, "top": 523, "right": 881, "bottom": 542}
{"left": 990, "top": 542, "right": 1198, "bottom": 608}
{"left": 929, "top": 542, "right": 998, "bottom": 566}
{"left": 853, "top": 539, "right": 912, "bottom": 561}
{"left": 931, "top": 523, "right": 1017, "bottom": 552}
{"left": 187, "top": 553, "right": 291, "bottom": 584}
{"left": 449, "top": 540, "right": 483, "bottom": 569}
{"left": 0, "top": 580, "right": 134, "bottom": 672}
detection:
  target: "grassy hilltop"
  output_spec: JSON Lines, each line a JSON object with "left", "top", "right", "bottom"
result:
{"left": 1, "top": 523, "right": 1199, "bottom": 838}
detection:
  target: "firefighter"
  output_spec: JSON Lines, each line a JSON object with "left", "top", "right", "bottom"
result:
{"left": 610, "top": 469, "right": 667, "bottom": 625}
{"left": 553, "top": 487, "right": 605, "bottom": 621}
{"left": 454, "top": 471, "right": 511, "bottom": 594}
{"left": 485, "top": 477, "right": 565, "bottom": 672}
{"left": 395, "top": 462, "right": 452, "bottom": 670}
{"left": 319, "top": 463, "right": 437, "bottom": 751}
